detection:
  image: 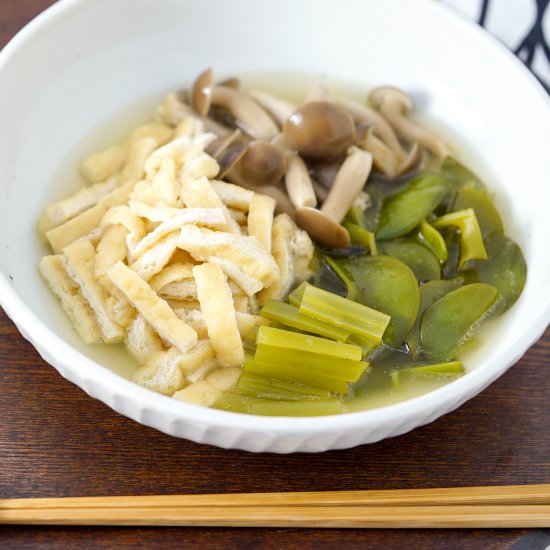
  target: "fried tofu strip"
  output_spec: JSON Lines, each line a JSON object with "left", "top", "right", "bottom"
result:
{"left": 247, "top": 194, "right": 276, "bottom": 253}
{"left": 46, "top": 180, "right": 135, "bottom": 253}
{"left": 43, "top": 175, "right": 119, "bottom": 229}
{"left": 63, "top": 240, "right": 125, "bottom": 343}
{"left": 120, "top": 137, "right": 158, "bottom": 183}
{"left": 126, "top": 315, "right": 165, "bottom": 361}
{"left": 173, "top": 367, "right": 241, "bottom": 404}
{"left": 205, "top": 256, "right": 264, "bottom": 297}
{"left": 129, "top": 231, "right": 180, "bottom": 282}
{"left": 39, "top": 255, "right": 102, "bottom": 344}
{"left": 81, "top": 144, "right": 129, "bottom": 183}
{"left": 132, "top": 208, "right": 226, "bottom": 258}
{"left": 133, "top": 347, "right": 186, "bottom": 395}
{"left": 107, "top": 261, "right": 197, "bottom": 354}
{"left": 94, "top": 224, "right": 129, "bottom": 279}
{"left": 259, "top": 213, "right": 314, "bottom": 303}
{"left": 192, "top": 263, "right": 244, "bottom": 368}
{"left": 149, "top": 264, "right": 195, "bottom": 292}
{"left": 180, "top": 176, "right": 240, "bottom": 234}
{"left": 210, "top": 181, "right": 254, "bottom": 211}
{"left": 178, "top": 225, "right": 279, "bottom": 288}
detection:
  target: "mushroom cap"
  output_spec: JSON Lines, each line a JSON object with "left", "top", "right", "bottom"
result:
{"left": 221, "top": 141, "right": 286, "bottom": 188}
{"left": 191, "top": 68, "right": 214, "bottom": 117}
{"left": 283, "top": 101, "right": 356, "bottom": 160}
{"left": 369, "top": 86, "right": 413, "bottom": 113}
{"left": 295, "top": 207, "right": 351, "bottom": 249}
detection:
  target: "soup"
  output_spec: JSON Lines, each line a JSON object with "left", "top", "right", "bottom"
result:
{"left": 37, "top": 69, "right": 527, "bottom": 416}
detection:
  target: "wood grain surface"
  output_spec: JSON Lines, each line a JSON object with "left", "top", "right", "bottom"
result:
{"left": 1, "top": 2, "right": 549, "bottom": 548}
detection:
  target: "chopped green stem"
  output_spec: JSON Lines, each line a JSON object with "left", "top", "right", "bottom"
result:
{"left": 346, "top": 204, "right": 368, "bottom": 229}
{"left": 212, "top": 392, "right": 260, "bottom": 414}
{"left": 243, "top": 358, "right": 350, "bottom": 394}
{"left": 256, "top": 326, "right": 362, "bottom": 361}
{"left": 254, "top": 345, "right": 368, "bottom": 382}
{"left": 260, "top": 300, "right": 350, "bottom": 342}
{"left": 299, "top": 284, "right": 390, "bottom": 344}
{"left": 237, "top": 371, "right": 332, "bottom": 400}
{"left": 432, "top": 208, "right": 487, "bottom": 269}
{"left": 343, "top": 222, "right": 378, "bottom": 255}
{"left": 288, "top": 281, "right": 308, "bottom": 307}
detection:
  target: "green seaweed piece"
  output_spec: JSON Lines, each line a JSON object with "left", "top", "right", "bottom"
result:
{"left": 472, "top": 235, "right": 527, "bottom": 310}
{"left": 406, "top": 278, "right": 464, "bottom": 357}
{"left": 419, "top": 220, "right": 448, "bottom": 263}
{"left": 452, "top": 187, "right": 503, "bottom": 239}
{"left": 343, "top": 221, "right": 378, "bottom": 255}
{"left": 439, "top": 156, "right": 486, "bottom": 191}
{"left": 420, "top": 283, "right": 503, "bottom": 361}
{"left": 391, "top": 361, "right": 465, "bottom": 388}
{"left": 432, "top": 208, "right": 487, "bottom": 269}
{"left": 376, "top": 173, "right": 451, "bottom": 240}
{"left": 378, "top": 239, "right": 441, "bottom": 282}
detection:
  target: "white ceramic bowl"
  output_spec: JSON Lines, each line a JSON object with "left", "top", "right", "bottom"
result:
{"left": 0, "top": 0, "right": 549, "bottom": 453}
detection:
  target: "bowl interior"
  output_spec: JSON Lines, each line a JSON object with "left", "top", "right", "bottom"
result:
{"left": 0, "top": 0, "right": 548, "bottom": 418}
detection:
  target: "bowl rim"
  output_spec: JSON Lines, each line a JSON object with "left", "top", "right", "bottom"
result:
{"left": 0, "top": 0, "right": 549, "bottom": 435}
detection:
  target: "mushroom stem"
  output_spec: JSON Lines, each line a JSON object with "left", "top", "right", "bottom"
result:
{"left": 321, "top": 147, "right": 373, "bottom": 222}
{"left": 211, "top": 86, "right": 279, "bottom": 141}
{"left": 256, "top": 185, "right": 296, "bottom": 216}
{"left": 206, "top": 129, "right": 244, "bottom": 160}
{"left": 337, "top": 97, "right": 403, "bottom": 155}
{"left": 369, "top": 86, "right": 449, "bottom": 158}
{"left": 357, "top": 127, "right": 400, "bottom": 179}
{"left": 249, "top": 90, "right": 297, "bottom": 126}
{"left": 303, "top": 83, "right": 331, "bottom": 103}
{"left": 285, "top": 154, "right": 317, "bottom": 209}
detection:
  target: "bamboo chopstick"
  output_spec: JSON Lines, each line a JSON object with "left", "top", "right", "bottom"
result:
{"left": 1, "top": 485, "right": 549, "bottom": 528}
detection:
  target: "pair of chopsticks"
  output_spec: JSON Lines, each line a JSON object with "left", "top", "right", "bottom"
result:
{"left": 1, "top": 484, "right": 549, "bottom": 528}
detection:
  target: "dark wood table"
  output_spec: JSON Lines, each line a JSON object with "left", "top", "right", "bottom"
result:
{"left": 2, "top": 2, "right": 549, "bottom": 548}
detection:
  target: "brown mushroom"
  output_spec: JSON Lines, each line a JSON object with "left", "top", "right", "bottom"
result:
{"left": 321, "top": 147, "right": 373, "bottom": 222}
{"left": 211, "top": 86, "right": 279, "bottom": 140}
{"left": 339, "top": 98, "right": 423, "bottom": 178}
{"left": 205, "top": 128, "right": 244, "bottom": 160}
{"left": 249, "top": 90, "right": 297, "bottom": 126}
{"left": 337, "top": 97, "right": 403, "bottom": 154}
{"left": 220, "top": 141, "right": 286, "bottom": 188}
{"left": 218, "top": 77, "right": 240, "bottom": 89}
{"left": 369, "top": 86, "right": 449, "bottom": 158}
{"left": 295, "top": 207, "right": 351, "bottom": 249}
{"left": 191, "top": 68, "right": 214, "bottom": 117}
{"left": 284, "top": 154, "right": 317, "bottom": 209}
{"left": 283, "top": 101, "right": 356, "bottom": 160}
{"left": 295, "top": 147, "right": 373, "bottom": 249}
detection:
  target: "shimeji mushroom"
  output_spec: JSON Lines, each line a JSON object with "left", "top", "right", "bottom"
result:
{"left": 219, "top": 141, "right": 286, "bottom": 189}
{"left": 295, "top": 147, "right": 373, "bottom": 249}
{"left": 211, "top": 86, "right": 279, "bottom": 141}
{"left": 249, "top": 90, "right": 297, "bottom": 126}
{"left": 283, "top": 101, "right": 356, "bottom": 160}
{"left": 206, "top": 128, "right": 244, "bottom": 160}
{"left": 285, "top": 153, "right": 317, "bottom": 209}
{"left": 369, "top": 86, "right": 449, "bottom": 158}
{"left": 338, "top": 98, "right": 421, "bottom": 178}
{"left": 191, "top": 68, "right": 214, "bottom": 117}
